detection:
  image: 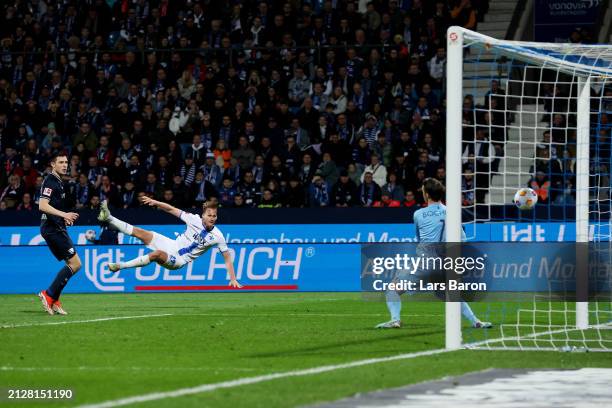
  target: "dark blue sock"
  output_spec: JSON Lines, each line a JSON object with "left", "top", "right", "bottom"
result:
{"left": 47, "top": 265, "right": 74, "bottom": 299}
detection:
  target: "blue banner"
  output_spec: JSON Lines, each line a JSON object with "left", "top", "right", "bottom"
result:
{"left": 534, "top": 0, "right": 602, "bottom": 42}
{"left": 5, "top": 241, "right": 610, "bottom": 295}
{"left": 0, "top": 224, "right": 416, "bottom": 246}
{"left": 0, "top": 222, "right": 594, "bottom": 246}
{"left": 0, "top": 244, "right": 361, "bottom": 294}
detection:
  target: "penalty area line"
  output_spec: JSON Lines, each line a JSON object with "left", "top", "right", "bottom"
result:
{"left": 0, "top": 313, "right": 173, "bottom": 329}
{"left": 75, "top": 347, "right": 451, "bottom": 408}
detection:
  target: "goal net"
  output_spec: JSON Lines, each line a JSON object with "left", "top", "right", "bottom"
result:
{"left": 445, "top": 27, "right": 612, "bottom": 351}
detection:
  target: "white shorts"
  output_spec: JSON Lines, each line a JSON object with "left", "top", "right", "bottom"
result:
{"left": 146, "top": 232, "right": 186, "bottom": 270}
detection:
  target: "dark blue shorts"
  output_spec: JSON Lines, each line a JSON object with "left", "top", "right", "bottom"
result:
{"left": 42, "top": 229, "right": 76, "bottom": 261}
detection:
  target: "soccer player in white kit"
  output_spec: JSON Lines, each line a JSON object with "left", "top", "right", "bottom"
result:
{"left": 97, "top": 198, "right": 242, "bottom": 288}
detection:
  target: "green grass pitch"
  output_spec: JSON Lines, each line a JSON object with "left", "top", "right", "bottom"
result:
{"left": 1, "top": 293, "right": 611, "bottom": 407}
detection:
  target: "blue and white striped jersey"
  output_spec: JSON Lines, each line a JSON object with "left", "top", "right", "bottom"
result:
{"left": 175, "top": 211, "right": 229, "bottom": 262}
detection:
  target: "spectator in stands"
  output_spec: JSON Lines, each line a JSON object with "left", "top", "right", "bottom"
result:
{"left": 179, "top": 153, "right": 197, "bottom": 187}
{"left": 73, "top": 122, "right": 98, "bottom": 152}
{"left": 13, "top": 155, "right": 38, "bottom": 193}
{"left": 120, "top": 181, "right": 138, "bottom": 209}
{"left": 359, "top": 171, "right": 382, "bottom": 207}
{"left": 142, "top": 172, "right": 162, "bottom": 199}
{"left": 358, "top": 114, "right": 379, "bottom": 147}
{"left": 403, "top": 190, "right": 418, "bottom": 207}
{"left": 331, "top": 170, "right": 358, "bottom": 207}
{"left": 233, "top": 194, "right": 247, "bottom": 208}
{"left": 428, "top": 47, "right": 446, "bottom": 90}
{"left": 317, "top": 152, "right": 339, "bottom": 186}
{"left": 218, "top": 177, "right": 238, "bottom": 207}
{"left": 373, "top": 192, "right": 401, "bottom": 207}
{"left": 233, "top": 136, "right": 256, "bottom": 171}
{"left": 213, "top": 139, "right": 232, "bottom": 170}
{"left": 284, "top": 176, "right": 306, "bottom": 208}
{"left": 99, "top": 174, "right": 119, "bottom": 206}
{"left": 96, "top": 135, "right": 114, "bottom": 168}
{"left": 361, "top": 153, "right": 387, "bottom": 187}
{"left": 382, "top": 172, "right": 405, "bottom": 202}
{"left": 551, "top": 114, "right": 568, "bottom": 145}
{"left": 346, "top": 163, "right": 362, "bottom": 187}
{"left": 238, "top": 171, "right": 261, "bottom": 208}
{"left": 74, "top": 173, "right": 92, "bottom": 209}
{"left": 169, "top": 175, "right": 188, "bottom": 208}
{"left": 352, "top": 137, "right": 372, "bottom": 171}
{"left": 258, "top": 189, "right": 282, "bottom": 208}
{"left": 288, "top": 67, "right": 311, "bottom": 113}
{"left": 553, "top": 179, "right": 576, "bottom": 205}
{"left": 16, "top": 192, "right": 33, "bottom": 211}
{"left": 88, "top": 194, "right": 101, "bottom": 210}
{"left": 286, "top": 118, "right": 311, "bottom": 151}
{"left": 462, "top": 128, "right": 495, "bottom": 203}
{"left": 200, "top": 152, "right": 223, "bottom": 188}
{"left": 192, "top": 171, "right": 218, "bottom": 207}
{"left": 462, "top": 169, "right": 475, "bottom": 206}
{"left": 451, "top": 0, "right": 477, "bottom": 30}
{"left": 330, "top": 87, "right": 348, "bottom": 115}
{"left": 309, "top": 174, "right": 330, "bottom": 207}
{"left": 0, "top": 174, "right": 24, "bottom": 209}
{"left": 161, "top": 189, "right": 179, "bottom": 207}
{"left": 531, "top": 145, "right": 563, "bottom": 202}
{"left": 485, "top": 79, "right": 506, "bottom": 110}
{"left": 530, "top": 170, "right": 551, "bottom": 205}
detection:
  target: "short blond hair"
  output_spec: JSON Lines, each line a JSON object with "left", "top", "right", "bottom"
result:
{"left": 203, "top": 200, "right": 218, "bottom": 211}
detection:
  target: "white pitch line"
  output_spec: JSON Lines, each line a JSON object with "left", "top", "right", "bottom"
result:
{"left": 0, "top": 366, "right": 260, "bottom": 372}
{"left": 0, "top": 314, "right": 173, "bottom": 329}
{"left": 184, "top": 313, "right": 444, "bottom": 317}
{"left": 75, "top": 348, "right": 451, "bottom": 408}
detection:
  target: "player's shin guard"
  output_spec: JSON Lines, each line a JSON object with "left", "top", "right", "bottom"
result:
{"left": 119, "top": 254, "right": 152, "bottom": 269}
{"left": 46, "top": 265, "right": 74, "bottom": 299}
{"left": 385, "top": 290, "right": 402, "bottom": 322}
{"left": 108, "top": 216, "right": 134, "bottom": 235}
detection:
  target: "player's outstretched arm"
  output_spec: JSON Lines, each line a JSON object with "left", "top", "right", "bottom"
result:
{"left": 39, "top": 198, "right": 79, "bottom": 226}
{"left": 140, "top": 196, "right": 182, "bottom": 218}
{"left": 222, "top": 251, "right": 242, "bottom": 288}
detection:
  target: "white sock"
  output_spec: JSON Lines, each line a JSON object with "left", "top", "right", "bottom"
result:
{"left": 119, "top": 255, "right": 151, "bottom": 269}
{"left": 461, "top": 301, "right": 479, "bottom": 325}
{"left": 385, "top": 290, "right": 402, "bottom": 322}
{"left": 108, "top": 215, "right": 134, "bottom": 235}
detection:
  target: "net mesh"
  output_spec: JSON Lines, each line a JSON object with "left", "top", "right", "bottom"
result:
{"left": 456, "top": 30, "right": 612, "bottom": 351}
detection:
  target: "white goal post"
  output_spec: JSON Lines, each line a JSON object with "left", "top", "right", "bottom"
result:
{"left": 444, "top": 27, "right": 612, "bottom": 350}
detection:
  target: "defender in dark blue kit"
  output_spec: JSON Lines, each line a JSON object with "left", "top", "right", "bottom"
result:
{"left": 37, "top": 153, "right": 81, "bottom": 315}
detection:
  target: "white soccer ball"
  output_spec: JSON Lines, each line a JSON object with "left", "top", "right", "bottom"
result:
{"left": 514, "top": 187, "right": 538, "bottom": 210}
{"left": 85, "top": 229, "right": 97, "bottom": 241}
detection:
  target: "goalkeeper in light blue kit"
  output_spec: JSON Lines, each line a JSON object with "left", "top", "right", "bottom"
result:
{"left": 376, "top": 178, "right": 492, "bottom": 329}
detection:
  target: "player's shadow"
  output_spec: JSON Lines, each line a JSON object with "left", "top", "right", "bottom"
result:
{"left": 245, "top": 328, "right": 443, "bottom": 358}
{"left": 142, "top": 306, "right": 194, "bottom": 309}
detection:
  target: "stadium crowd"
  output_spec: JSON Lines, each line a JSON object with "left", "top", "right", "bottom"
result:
{"left": 0, "top": 0, "right": 492, "bottom": 211}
